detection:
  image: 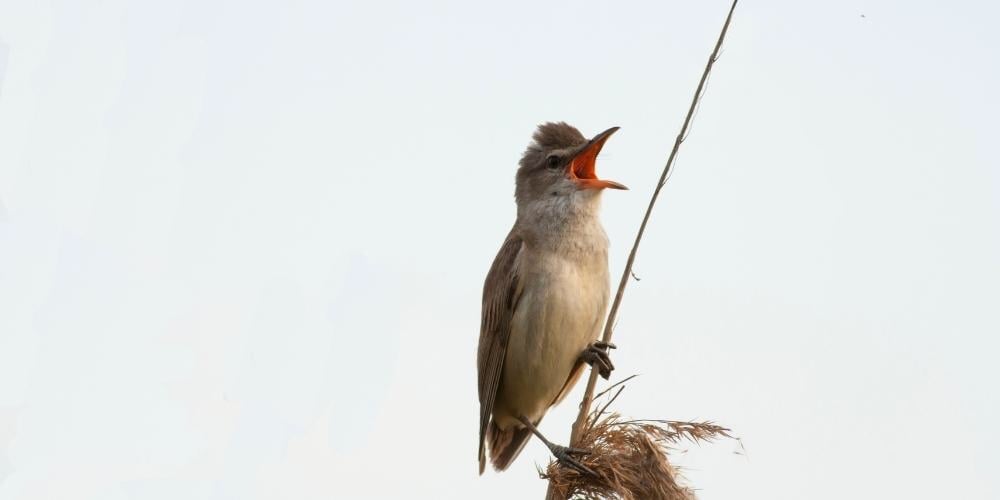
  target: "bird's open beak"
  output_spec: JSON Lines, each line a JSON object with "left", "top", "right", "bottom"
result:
{"left": 567, "top": 126, "right": 628, "bottom": 190}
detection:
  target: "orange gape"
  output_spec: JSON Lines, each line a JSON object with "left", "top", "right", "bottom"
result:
{"left": 568, "top": 129, "right": 627, "bottom": 190}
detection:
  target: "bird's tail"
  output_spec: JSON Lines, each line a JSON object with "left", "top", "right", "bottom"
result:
{"left": 483, "top": 418, "right": 536, "bottom": 472}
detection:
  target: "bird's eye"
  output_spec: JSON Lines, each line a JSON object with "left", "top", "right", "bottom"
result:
{"left": 545, "top": 155, "right": 561, "bottom": 169}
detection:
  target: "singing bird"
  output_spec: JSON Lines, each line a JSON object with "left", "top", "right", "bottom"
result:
{"left": 478, "top": 122, "right": 626, "bottom": 474}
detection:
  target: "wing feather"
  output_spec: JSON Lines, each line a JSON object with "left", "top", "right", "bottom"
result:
{"left": 477, "top": 230, "right": 523, "bottom": 473}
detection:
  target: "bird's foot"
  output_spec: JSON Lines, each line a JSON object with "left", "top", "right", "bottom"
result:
{"left": 548, "top": 443, "right": 595, "bottom": 476}
{"left": 515, "top": 415, "right": 597, "bottom": 476}
{"left": 580, "top": 341, "right": 616, "bottom": 379}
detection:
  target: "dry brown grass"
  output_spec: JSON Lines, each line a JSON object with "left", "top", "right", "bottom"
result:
{"left": 541, "top": 380, "right": 734, "bottom": 500}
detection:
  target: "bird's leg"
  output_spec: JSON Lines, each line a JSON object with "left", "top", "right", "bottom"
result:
{"left": 579, "top": 341, "right": 616, "bottom": 379}
{"left": 516, "top": 415, "right": 595, "bottom": 476}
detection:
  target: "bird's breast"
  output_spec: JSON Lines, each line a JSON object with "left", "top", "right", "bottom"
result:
{"left": 494, "top": 246, "right": 610, "bottom": 427}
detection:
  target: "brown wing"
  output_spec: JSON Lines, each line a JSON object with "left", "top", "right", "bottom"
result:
{"left": 477, "top": 230, "right": 523, "bottom": 474}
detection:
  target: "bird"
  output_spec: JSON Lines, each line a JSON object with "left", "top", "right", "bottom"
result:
{"left": 478, "top": 122, "right": 627, "bottom": 475}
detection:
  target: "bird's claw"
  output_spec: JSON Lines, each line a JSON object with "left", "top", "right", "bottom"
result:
{"left": 550, "top": 444, "right": 596, "bottom": 476}
{"left": 580, "top": 341, "right": 616, "bottom": 379}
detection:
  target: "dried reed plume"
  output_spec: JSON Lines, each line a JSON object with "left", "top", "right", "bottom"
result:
{"left": 542, "top": 379, "right": 734, "bottom": 500}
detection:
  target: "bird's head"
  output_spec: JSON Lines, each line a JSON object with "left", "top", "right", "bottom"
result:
{"left": 515, "top": 122, "right": 627, "bottom": 208}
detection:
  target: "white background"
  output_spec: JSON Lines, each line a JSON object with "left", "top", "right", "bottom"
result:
{"left": 1, "top": 1, "right": 998, "bottom": 498}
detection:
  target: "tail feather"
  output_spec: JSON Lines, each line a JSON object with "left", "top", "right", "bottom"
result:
{"left": 485, "top": 419, "right": 536, "bottom": 472}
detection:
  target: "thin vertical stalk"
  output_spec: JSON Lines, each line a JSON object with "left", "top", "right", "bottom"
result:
{"left": 545, "top": 1, "right": 739, "bottom": 497}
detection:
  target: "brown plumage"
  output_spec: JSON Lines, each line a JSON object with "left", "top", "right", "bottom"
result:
{"left": 477, "top": 233, "right": 526, "bottom": 473}
{"left": 477, "top": 122, "right": 626, "bottom": 474}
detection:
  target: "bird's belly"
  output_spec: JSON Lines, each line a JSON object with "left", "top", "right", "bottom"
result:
{"left": 494, "top": 257, "right": 608, "bottom": 428}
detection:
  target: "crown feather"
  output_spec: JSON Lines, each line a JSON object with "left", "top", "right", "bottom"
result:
{"left": 531, "top": 122, "right": 587, "bottom": 150}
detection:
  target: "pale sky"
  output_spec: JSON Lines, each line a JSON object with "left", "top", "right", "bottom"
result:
{"left": 1, "top": 1, "right": 998, "bottom": 499}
